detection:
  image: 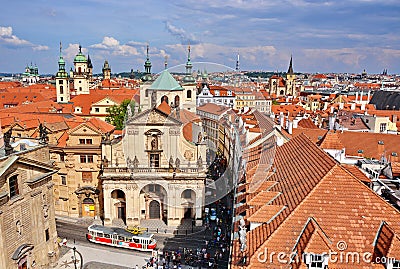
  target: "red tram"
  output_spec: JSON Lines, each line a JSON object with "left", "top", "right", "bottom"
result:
{"left": 86, "top": 224, "right": 157, "bottom": 251}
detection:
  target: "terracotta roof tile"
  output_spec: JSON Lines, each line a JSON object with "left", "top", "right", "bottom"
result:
{"left": 318, "top": 130, "right": 345, "bottom": 150}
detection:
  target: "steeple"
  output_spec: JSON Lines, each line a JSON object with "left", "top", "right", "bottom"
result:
{"left": 164, "top": 55, "right": 168, "bottom": 70}
{"left": 182, "top": 43, "right": 195, "bottom": 84}
{"left": 287, "top": 55, "right": 294, "bottom": 75}
{"left": 87, "top": 54, "right": 93, "bottom": 68}
{"left": 236, "top": 52, "right": 240, "bottom": 72}
{"left": 102, "top": 60, "right": 111, "bottom": 80}
{"left": 142, "top": 44, "right": 153, "bottom": 82}
{"left": 56, "top": 41, "right": 70, "bottom": 103}
{"left": 57, "top": 42, "right": 67, "bottom": 75}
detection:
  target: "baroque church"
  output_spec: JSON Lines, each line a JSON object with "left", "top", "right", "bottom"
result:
{"left": 100, "top": 46, "right": 208, "bottom": 227}
{"left": 55, "top": 43, "right": 94, "bottom": 103}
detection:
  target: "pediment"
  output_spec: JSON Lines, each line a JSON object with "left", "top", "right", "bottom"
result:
{"left": 126, "top": 108, "right": 182, "bottom": 126}
{"left": 92, "top": 96, "right": 118, "bottom": 107}
{"left": 68, "top": 123, "right": 102, "bottom": 136}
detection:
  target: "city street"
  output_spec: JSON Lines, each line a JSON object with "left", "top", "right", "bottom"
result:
{"left": 56, "top": 212, "right": 231, "bottom": 268}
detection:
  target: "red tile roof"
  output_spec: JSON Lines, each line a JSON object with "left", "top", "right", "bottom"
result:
{"left": 232, "top": 133, "right": 400, "bottom": 268}
{"left": 318, "top": 130, "right": 345, "bottom": 150}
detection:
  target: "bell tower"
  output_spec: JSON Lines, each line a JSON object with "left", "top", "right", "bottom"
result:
{"left": 286, "top": 55, "right": 296, "bottom": 96}
{"left": 56, "top": 42, "right": 70, "bottom": 103}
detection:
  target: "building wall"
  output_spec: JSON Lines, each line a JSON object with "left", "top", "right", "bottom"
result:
{"left": 0, "top": 147, "right": 59, "bottom": 269}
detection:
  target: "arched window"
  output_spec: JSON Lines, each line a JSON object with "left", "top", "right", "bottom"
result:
{"left": 187, "top": 90, "right": 192, "bottom": 99}
{"left": 161, "top": 95, "right": 169, "bottom": 104}
{"left": 182, "top": 189, "right": 192, "bottom": 199}
{"left": 174, "top": 95, "right": 180, "bottom": 107}
{"left": 60, "top": 86, "right": 64, "bottom": 94}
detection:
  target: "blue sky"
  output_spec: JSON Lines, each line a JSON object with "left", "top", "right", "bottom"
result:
{"left": 1, "top": 0, "right": 399, "bottom": 74}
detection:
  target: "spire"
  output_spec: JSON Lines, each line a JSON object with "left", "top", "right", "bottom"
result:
{"left": 87, "top": 53, "right": 93, "bottom": 68}
{"left": 182, "top": 42, "right": 195, "bottom": 84}
{"left": 236, "top": 52, "right": 240, "bottom": 72}
{"left": 142, "top": 44, "right": 153, "bottom": 82}
{"left": 57, "top": 41, "right": 66, "bottom": 74}
{"left": 79, "top": 44, "right": 82, "bottom": 53}
{"left": 287, "top": 55, "right": 294, "bottom": 75}
{"left": 187, "top": 42, "right": 191, "bottom": 62}
{"left": 164, "top": 55, "right": 168, "bottom": 70}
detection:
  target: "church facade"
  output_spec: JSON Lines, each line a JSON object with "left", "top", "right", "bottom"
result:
{"left": 100, "top": 52, "right": 207, "bottom": 227}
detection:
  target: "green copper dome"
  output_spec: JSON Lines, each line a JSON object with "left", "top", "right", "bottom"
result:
{"left": 58, "top": 56, "right": 65, "bottom": 65}
{"left": 74, "top": 45, "right": 87, "bottom": 63}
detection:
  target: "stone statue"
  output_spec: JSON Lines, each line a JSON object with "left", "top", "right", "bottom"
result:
{"left": 126, "top": 157, "right": 132, "bottom": 168}
{"left": 197, "top": 155, "right": 203, "bottom": 169}
{"left": 38, "top": 123, "right": 48, "bottom": 145}
{"left": 133, "top": 156, "right": 139, "bottom": 169}
{"left": 197, "top": 132, "right": 203, "bottom": 144}
{"left": 169, "top": 156, "right": 174, "bottom": 168}
{"left": 4, "top": 128, "right": 13, "bottom": 155}
{"left": 175, "top": 157, "right": 180, "bottom": 169}
{"left": 127, "top": 104, "right": 133, "bottom": 119}
{"left": 151, "top": 136, "right": 157, "bottom": 150}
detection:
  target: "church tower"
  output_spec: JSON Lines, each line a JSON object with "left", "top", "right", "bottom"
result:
{"left": 102, "top": 60, "right": 111, "bottom": 80}
{"left": 56, "top": 42, "right": 70, "bottom": 103}
{"left": 286, "top": 55, "right": 296, "bottom": 96}
{"left": 87, "top": 54, "right": 93, "bottom": 81}
{"left": 235, "top": 53, "right": 240, "bottom": 72}
{"left": 181, "top": 44, "right": 197, "bottom": 112}
{"left": 72, "top": 45, "right": 90, "bottom": 95}
{"left": 141, "top": 44, "right": 153, "bottom": 82}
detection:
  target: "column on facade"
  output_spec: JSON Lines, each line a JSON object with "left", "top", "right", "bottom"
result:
{"left": 126, "top": 184, "right": 139, "bottom": 227}
{"left": 167, "top": 184, "right": 178, "bottom": 226}
{"left": 103, "top": 187, "right": 112, "bottom": 225}
{"left": 94, "top": 193, "right": 100, "bottom": 219}
{"left": 77, "top": 193, "right": 83, "bottom": 218}
{"left": 195, "top": 188, "right": 203, "bottom": 226}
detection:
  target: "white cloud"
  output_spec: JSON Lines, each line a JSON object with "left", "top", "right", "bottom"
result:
{"left": 164, "top": 21, "right": 200, "bottom": 45}
{"left": 90, "top": 36, "right": 139, "bottom": 56}
{"left": 0, "top": 26, "right": 48, "bottom": 50}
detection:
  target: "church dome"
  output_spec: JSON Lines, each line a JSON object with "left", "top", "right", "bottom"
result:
{"left": 58, "top": 56, "right": 65, "bottom": 65}
{"left": 74, "top": 45, "right": 87, "bottom": 63}
{"left": 74, "top": 53, "right": 87, "bottom": 63}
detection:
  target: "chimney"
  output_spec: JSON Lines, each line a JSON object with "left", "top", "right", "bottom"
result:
{"left": 339, "top": 102, "right": 344, "bottom": 109}
{"left": 367, "top": 90, "right": 371, "bottom": 103}
{"left": 391, "top": 152, "right": 398, "bottom": 162}
{"left": 355, "top": 92, "right": 359, "bottom": 103}
{"left": 279, "top": 112, "right": 284, "bottom": 128}
{"left": 288, "top": 120, "right": 293, "bottom": 134}
{"left": 360, "top": 91, "right": 364, "bottom": 103}
{"left": 293, "top": 118, "right": 299, "bottom": 129}
{"left": 378, "top": 140, "right": 385, "bottom": 157}
{"left": 351, "top": 103, "right": 356, "bottom": 110}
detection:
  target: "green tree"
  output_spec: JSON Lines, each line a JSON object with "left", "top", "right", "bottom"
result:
{"left": 105, "top": 99, "right": 135, "bottom": 130}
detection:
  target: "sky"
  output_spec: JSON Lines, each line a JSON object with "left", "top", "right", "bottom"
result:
{"left": 1, "top": 0, "right": 400, "bottom": 75}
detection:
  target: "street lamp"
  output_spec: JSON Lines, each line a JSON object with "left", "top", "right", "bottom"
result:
{"left": 72, "top": 240, "right": 83, "bottom": 269}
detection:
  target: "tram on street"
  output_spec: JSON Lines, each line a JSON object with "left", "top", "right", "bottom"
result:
{"left": 86, "top": 224, "right": 157, "bottom": 251}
